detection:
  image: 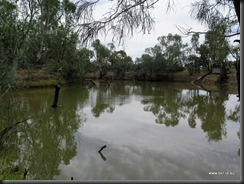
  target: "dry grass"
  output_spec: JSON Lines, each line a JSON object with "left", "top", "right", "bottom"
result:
{"left": 173, "top": 70, "right": 237, "bottom": 85}
{"left": 17, "top": 69, "right": 238, "bottom": 88}
{"left": 17, "top": 69, "right": 57, "bottom": 81}
{"left": 17, "top": 69, "right": 69, "bottom": 88}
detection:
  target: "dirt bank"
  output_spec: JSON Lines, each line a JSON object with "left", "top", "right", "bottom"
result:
{"left": 17, "top": 69, "right": 238, "bottom": 88}
{"left": 17, "top": 69, "right": 71, "bottom": 87}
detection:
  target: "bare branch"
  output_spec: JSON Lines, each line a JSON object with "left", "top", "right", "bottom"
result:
{"left": 165, "top": 0, "right": 176, "bottom": 13}
{"left": 176, "top": 25, "right": 240, "bottom": 38}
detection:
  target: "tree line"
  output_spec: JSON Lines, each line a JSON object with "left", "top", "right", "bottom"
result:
{"left": 0, "top": 0, "right": 240, "bottom": 87}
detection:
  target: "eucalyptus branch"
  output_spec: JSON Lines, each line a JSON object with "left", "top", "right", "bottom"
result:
{"left": 176, "top": 25, "right": 240, "bottom": 38}
{"left": 190, "top": 0, "right": 237, "bottom": 30}
{"left": 74, "top": 0, "right": 158, "bottom": 45}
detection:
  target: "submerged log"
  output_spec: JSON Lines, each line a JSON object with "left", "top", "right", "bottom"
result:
{"left": 23, "top": 169, "right": 28, "bottom": 179}
{"left": 51, "top": 84, "right": 61, "bottom": 107}
{"left": 98, "top": 145, "right": 107, "bottom": 152}
{"left": 98, "top": 151, "right": 107, "bottom": 161}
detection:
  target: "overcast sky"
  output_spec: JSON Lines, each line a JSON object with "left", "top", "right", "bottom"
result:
{"left": 92, "top": 0, "right": 209, "bottom": 60}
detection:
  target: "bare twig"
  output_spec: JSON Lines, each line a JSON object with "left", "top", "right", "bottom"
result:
{"left": 176, "top": 25, "right": 240, "bottom": 38}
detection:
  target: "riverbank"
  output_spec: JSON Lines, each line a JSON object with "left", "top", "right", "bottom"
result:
{"left": 16, "top": 69, "right": 238, "bottom": 89}
{"left": 17, "top": 69, "right": 73, "bottom": 88}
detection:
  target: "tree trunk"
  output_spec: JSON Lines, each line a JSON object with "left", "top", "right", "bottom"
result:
{"left": 217, "top": 63, "right": 228, "bottom": 84}
{"left": 51, "top": 84, "right": 61, "bottom": 107}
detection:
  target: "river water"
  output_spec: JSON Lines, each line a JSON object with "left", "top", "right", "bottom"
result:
{"left": 0, "top": 81, "right": 241, "bottom": 181}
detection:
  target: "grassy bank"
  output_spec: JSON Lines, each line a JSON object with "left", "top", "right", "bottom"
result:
{"left": 16, "top": 69, "right": 74, "bottom": 88}
{"left": 16, "top": 69, "right": 238, "bottom": 89}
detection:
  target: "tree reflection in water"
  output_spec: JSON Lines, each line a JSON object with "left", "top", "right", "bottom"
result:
{"left": 0, "top": 82, "right": 240, "bottom": 180}
{"left": 0, "top": 87, "right": 88, "bottom": 180}
{"left": 84, "top": 82, "right": 239, "bottom": 143}
{"left": 138, "top": 83, "right": 240, "bottom": 142}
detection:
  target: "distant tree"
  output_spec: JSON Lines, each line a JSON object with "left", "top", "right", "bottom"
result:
{"left": 110, "top": 50, "right": 133, "bottom": 79}
{"left": 79, "top": 48, "right": 95, "bottom": 73}
{"left": 144, "top": 45, "right": 167, "bottom": 77}
{"left": 157, "top": 33, "right": 186, "bottom": 72}
{"left": 91, "top": 39, "right": 110, "bottom": 79}
{"left": 203, "top": 24, "right": 230, "bottom": 83}
{"left": 139, "top": 54, "right": 154, "bottom": 80}
{"left": 191, "top": 33, "right": 200, "bottom": 54}
{"left": 190, "top": 33, "right": 200, "bottom": 73}
{"left": 196, "top": 44, "right": 209, "bottom": 71}
{"left": 185, "top": 33, "right": 200, "bottom": 75}
{"left": 134, "top": 33, "right": 186, "bottom": 80}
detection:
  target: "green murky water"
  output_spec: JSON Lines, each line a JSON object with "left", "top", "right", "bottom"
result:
{"left": 0, "top": 81, "right": 240, "bottom": 181}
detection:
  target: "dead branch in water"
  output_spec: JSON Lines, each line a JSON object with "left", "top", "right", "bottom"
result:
{"left": 191, "top": 71, "right": 211, "bottom": 84}
{"left": 84, "top": 79, "right": 96, "bottom": 86}
{"left": 84, "top": 77, "right": 112, "bottom": 87}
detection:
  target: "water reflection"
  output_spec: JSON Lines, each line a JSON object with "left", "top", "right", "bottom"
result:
{"left": 139, "top": 84, "right": 233, "bottom": 142}
{"left": 86, "top": 82, "right": 240, "bottom": 142}
{"left": 0, "top": 82, "right": 240, "bottom": 180}
{"left": 0, "top": 87, "right": 88, "bottom": 180}
{"left": 98, "top": 151, "right": 107, "bottom": 161}
{"left": 88, "top": 82, "right": 133, "bottom": 118}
